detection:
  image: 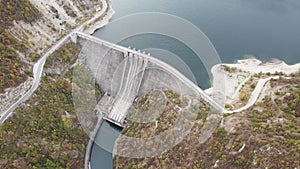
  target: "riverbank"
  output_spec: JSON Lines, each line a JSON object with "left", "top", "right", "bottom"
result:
{"left": 85, "top": 116, "right": 104, "bottom": 169}
{"left": 206, "top": 57, "right": 300, "bottom": 107}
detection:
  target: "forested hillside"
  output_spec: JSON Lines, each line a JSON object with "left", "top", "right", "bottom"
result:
{"left": 0, "top": 0, "right": 40, "bottom": 93}
{"left": 0, "top": 42, "right": 89, "bottom": 168}
{"left": 0, "top": 0, "right": 102, "bottom": 168}
{"left": 0, "top": 0, "right": 40, "bottom": 30}
{"left": 114, "top": 73, "right": 300, "bottom": 168}
{"left": 0, "top": 0, "right": 100, "bottom": 93}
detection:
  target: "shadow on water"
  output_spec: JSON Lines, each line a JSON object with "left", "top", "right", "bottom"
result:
{"left": 118, "top": 34, "right": 211, "bottom": 89}
{"left": 90, "top": 120, "right": 122, "bottom": 169}
{"left": 90, "top": 0, "right": 300, "bottom": 168}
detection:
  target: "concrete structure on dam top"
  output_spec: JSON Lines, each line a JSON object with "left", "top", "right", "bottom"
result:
{"left": 76, "top": 32, "right": 225, "bottom": 127}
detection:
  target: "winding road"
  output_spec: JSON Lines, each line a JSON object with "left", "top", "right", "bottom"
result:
{"left": 0, "top": 0, "right": 109, "bottom": 124}
{"left": 0, "top": 0, "right": 278, "bottom": 125}
{"left": 226, "top": 76, "right": 279, "bottom": 114}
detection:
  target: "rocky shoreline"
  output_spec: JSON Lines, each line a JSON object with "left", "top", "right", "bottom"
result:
{"left": 206, "top": 57, "right": 300, "bottom": 107}
{"left": 83, "top": 0, "right": 115, "bottom": 35}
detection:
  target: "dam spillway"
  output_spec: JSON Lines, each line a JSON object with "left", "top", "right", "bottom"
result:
{"left": 107, "top": 53, "right": 148, "bottom": 125}
{"left": 76, "top": 32, "right": 224, "bottom": 127}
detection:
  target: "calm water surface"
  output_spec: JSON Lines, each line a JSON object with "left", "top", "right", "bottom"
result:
{"left": 94, "top": 0, "right": 300, "bottom": 89}
{"left": 91, "top": 1, "right": 300, "bottom": 168}
{"left": 90, "top": 121, "right": 121, "bottom": 169}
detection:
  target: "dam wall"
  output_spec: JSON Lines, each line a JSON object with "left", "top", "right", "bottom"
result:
{"left": 77, "top": 32, "right": 225, "bottom": 169}
{"left": 78, "top": 37, "right": 125, "bottom": 95}
{"left": 76, "top": 32, "right": 225, "bottom": 122}
{"left": 77, "top": 35, "right": 198, "bottom": 98}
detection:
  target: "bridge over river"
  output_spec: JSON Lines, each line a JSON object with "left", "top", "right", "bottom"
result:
{"left": 77, "top": 32, "right": 225, "bottom": 127}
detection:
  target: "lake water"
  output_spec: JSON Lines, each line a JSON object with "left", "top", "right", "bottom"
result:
{"left": 94, "top": 0, "right": 300, "bottom": 89}
{"left": 91, "top": 0, "right": 300, "bottom": 168}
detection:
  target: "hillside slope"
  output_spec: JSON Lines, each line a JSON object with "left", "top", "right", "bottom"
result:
{"left": 0, "top": 0, "right": 102, "bottom": 113}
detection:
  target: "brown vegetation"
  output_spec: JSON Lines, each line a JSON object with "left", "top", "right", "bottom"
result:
{"left": 0, "top": 42, "right": 89, "bottom": 168}
{"left": 114, "top": 72, "right": 300, "bottom": 168}
{"left": 0, "top": 0, "right": 41, "bottom": 93}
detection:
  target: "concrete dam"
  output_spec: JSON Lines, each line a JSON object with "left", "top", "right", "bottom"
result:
{"left": 76, "top": 32, "right": 224, "bottom": 127}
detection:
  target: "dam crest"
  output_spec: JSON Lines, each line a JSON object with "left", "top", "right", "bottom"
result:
{"left": 76, "top": 32, "right": 224, "bottom": 127}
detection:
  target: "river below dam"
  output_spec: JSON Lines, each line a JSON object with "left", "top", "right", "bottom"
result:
{"left": 91, "top": 0, "right": 300, "bottom": 168}
{"left": 90, "top": 120, "right": 122, "bottom": 169}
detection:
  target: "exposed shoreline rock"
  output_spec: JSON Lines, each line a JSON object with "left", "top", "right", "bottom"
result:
{"left": 83, "top": 0, "right": 115, "bottom": 35}
{"left": 206, "top": 57, "right": 300, "bottom": 107}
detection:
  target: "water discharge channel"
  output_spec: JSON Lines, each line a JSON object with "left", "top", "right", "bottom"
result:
{"left": 90, "top": 121, "right": 122, "bottom": 169}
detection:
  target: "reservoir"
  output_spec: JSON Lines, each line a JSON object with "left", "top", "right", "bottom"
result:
{"left": 94, "top": 0, "right": 300, "bottom": 89}
{"left": 91, "top": 0, "right": 300, "bottom": 168}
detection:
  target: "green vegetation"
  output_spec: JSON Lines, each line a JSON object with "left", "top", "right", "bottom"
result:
{"left": 225, "top": 103, "right": 232, "bottom": 109}
{"left": 239, "top": 87, "right": 249, "bottom": 103}
{"left": 0, "top": 33, "right": 28, "bottom": 93}
{"left": 232, "top": 76, "right": 258, "bottom": 109}
{"left": 45, "top": 42, "right": 78, "bottom": 70}
{"left": 0, "top": 0, "right": 41, "bottom": 92}
{"left": 114, "top": 91, "right": 210, "bottom": 168}
{"left": 114, "top": 72, "right": 300, "bottom": 168}
{"left": 0, "top": 42, "right": 89, "bottom": 168}
{"left": 0, "top": 0, "right": 40, "bottom": 30}
{"left": 222, "top": 65, "right": 237, "bottom": 73}
{"left": 122, "top": 90, "right": 182, "bottom": 138}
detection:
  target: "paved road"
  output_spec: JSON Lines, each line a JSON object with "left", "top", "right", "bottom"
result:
{"left": 77, "top": 32, "right": 226, "bottom": 114}
{"left": 0, "top": 0, "right": 108, "bottom": 124}
{"left": 226, "top": 76, "right": 279, "bottom": 114}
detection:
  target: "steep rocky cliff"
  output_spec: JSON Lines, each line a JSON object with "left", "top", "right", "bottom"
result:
{"left": 0, "top": 0, "right": 102, "bottom": 113}
{"left": 9, "top": 0, "right": 101, "bottom": 54}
